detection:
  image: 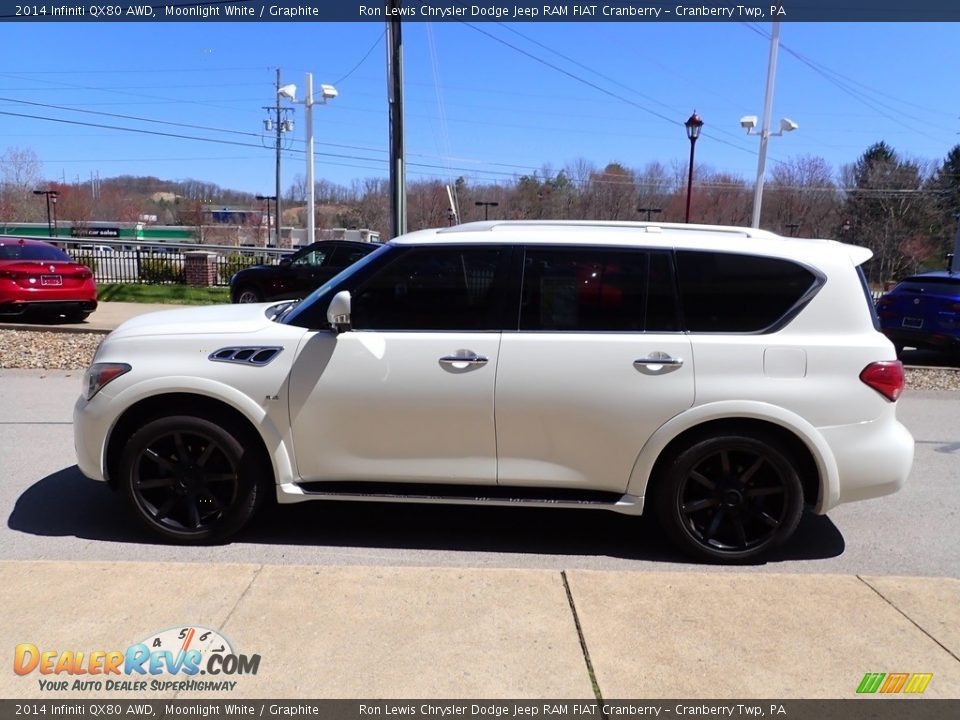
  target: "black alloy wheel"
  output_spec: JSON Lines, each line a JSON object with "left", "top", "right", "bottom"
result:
{"left": 236, "top": 286, "right": 263, "bottom": 303}
{"left": 120, "top": 415, "right": 263, "bottom": 543}
{"left": 656, "top": 434, "right": 804, "bottom": 563}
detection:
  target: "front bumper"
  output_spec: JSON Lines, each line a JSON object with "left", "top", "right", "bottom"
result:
{"left": 73, "top": 393, "right": 110, "bottom": 483}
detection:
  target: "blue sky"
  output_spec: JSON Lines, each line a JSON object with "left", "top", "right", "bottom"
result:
{"left": 1, "top": 21, "right": 957, "bottom": 196}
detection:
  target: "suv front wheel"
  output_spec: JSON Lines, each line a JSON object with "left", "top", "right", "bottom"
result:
{"left": 119, "top": 414, "right": 266, "bottom": 543}
{"left": 655, "top": 433, "right": 804, "bottom": 563}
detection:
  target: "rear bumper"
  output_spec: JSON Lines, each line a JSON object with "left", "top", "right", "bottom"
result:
{"left": 0, "top": 299, "right": 97, "bottom": 316}
{"left": 882, "top": 327, "right": 960, "bottom": 350}
{"left": 817, "top": 415, "right": 914, "bottom": 512}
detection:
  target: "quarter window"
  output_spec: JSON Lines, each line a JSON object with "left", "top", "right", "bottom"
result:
{"left": 352, "top": 247, "right": 503, "bottom": 331}
{"left": 676, "top": 250, "right": 819, "bottom": 332}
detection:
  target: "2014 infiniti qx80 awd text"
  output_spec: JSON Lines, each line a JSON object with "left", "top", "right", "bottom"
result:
{"left": 74, "top": 221, "right": 914, "bottom": 562}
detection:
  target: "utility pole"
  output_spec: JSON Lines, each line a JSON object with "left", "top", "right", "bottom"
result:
{"left": 386, "top": 6, "right": 406, "bottom": 238}
{"left": 263, "top": 68, "right": 292, "bottom": 246}
{"left": 637, "top": 207, "right": 662, "bottom": 222}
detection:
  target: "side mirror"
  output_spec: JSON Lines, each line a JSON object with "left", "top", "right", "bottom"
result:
{"left": 326, "top": 290, "right": 352, "bottom": 334}
{"left": 278, "top": 257, "right": 292, "bottom": 267}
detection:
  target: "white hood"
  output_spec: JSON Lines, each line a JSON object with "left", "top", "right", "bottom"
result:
{"left": 108, "top": 303, "right": 281, "bottom": 339}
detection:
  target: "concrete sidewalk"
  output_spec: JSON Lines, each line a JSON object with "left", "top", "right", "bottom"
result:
{"left": 2, "top": 561, "right": 958, "bottom": 699}
{"left": 0, "top": 301, "right": 193, "bottom": 333}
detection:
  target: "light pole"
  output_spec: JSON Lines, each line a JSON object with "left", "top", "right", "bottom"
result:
{"left": 256, "top": 195, "right": 276, "bottom": 247}
{"left": 271, "top": 76, "right": 337, "bottom": 246}
{"left": 302, "top": 74, "right": 337, "bottom": 246}
{"left": 33, "top": 189, "right": 59, "bottom": 237}
{"left": 638, "top": 207, "right": 662, "bottom": 222}
{"left": 475, "top": 201, "right": 499, "bottom": 221}
{"left": 684, "top": 111, "right": 703, "bottom": 224}
{"left": 741, "top": 21, "right": 798, "bottom": 229}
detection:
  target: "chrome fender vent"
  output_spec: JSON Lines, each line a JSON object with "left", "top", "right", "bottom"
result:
{"left": 208, "top": 346, "right": 283, "bottom": 366}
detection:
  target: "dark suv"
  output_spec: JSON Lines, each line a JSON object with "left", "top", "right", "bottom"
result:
{"left": 229, "top": 240, "right": 380, "bottom": 303}
{"left": 876, "top": 271, "right": 960, "bottom": 356}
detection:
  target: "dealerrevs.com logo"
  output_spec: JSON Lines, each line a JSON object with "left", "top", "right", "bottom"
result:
{"left": 14, "top": 626, "right": 261, "bottom": 692}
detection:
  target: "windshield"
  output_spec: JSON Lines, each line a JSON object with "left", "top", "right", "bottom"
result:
{"left": 0, "top": 242, "right": 70, "bottom": 262}
{"left": 281, "top": 243, "right": 393, "bottom": 327}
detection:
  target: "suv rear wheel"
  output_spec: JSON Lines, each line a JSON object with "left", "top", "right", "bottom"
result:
{"left": 655, "top": 433, "right": 804, "bottom": 563}
{"left": 119, "top": 415, "right": 267, "bottom": 543}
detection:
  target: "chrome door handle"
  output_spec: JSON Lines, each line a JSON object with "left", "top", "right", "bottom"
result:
{"left": 634, "top": 351, "right": 684, "bottom": 369}
{"left": 634, "top": 357, "right": 684, "bottom": 366}
{"left": 440, "top": 354, "right": 488, "bottom": 366}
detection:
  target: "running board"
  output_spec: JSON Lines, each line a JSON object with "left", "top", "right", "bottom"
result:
{"left": 277, "top": 481, "right": 644, "bottom": 515}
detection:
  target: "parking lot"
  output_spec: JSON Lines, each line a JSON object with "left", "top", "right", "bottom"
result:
{"left": 2, "top": 369, "right": 958, "bottom": 576}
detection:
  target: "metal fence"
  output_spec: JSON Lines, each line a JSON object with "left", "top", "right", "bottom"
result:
{"left": 47, "top": 239, "right": 294, "bottom": 287}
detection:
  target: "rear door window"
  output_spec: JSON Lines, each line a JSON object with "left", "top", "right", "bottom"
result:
{"left": 518, "top": 247, "right": 679, "bottom": 332}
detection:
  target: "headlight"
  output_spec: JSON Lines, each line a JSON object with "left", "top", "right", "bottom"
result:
{"left": 83, "top": 363, "right": 131, "bottom": 400}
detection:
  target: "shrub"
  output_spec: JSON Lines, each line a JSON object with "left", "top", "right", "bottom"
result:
{"left": 139, "top": 258, "right": 184, "bottom": 284}
{"left": 72, "top": 254, "right": 98, "bottom": 274}
{"left": 218, "top": 252, "right": 263, "bottom": 284}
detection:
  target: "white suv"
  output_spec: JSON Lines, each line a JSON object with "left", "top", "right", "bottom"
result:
{"left": 74, "top": 221, "right": 914, "bottom": 562}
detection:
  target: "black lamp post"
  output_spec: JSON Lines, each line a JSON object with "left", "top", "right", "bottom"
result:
{"left": 33, "top": 189, "right": 59, "bottom": 237}
{"left": 475, "top": 200, "right": 499, "bottom": 221}
{"left": 684, "top": 111, "right": 703, "bottom": 224}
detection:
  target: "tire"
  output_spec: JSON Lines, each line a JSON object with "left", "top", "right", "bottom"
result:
{"left": 119, "top": 414, "right": 267, "bottom": 544}
{"left": 235, "top": 286, "right": 262, "bottom": 304}
{"left": 66, "top": 310, "right": 91, "bottom": 323}
{"left": 655, "top": 433, "right": 804, "bottom": 563}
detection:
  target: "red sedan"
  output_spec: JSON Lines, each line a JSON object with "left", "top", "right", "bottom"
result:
{"left": 0, "top": 238, "right": 97, "bottom": 322}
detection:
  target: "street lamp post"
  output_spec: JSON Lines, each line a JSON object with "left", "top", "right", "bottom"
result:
{"left": 475, "top": 201, "right": 499, "bottom": 221}
{"left": 272, "top": 75, "right": 337, "bottom": 246}
{"left": 33, "top": 189, "right": 59, "bottom": 237}
{"left": 638, "top": 207, "right": 662, "bottom": 222}
{"left": 303, "top": 74, "right": 337, "bottom": 246}
{"left": 684, "top": 111, "right": 703, "bottom": 224}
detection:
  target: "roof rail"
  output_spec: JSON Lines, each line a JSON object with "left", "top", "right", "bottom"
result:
{"left": 437, "top": 219, "right": 783, "bottom": 240}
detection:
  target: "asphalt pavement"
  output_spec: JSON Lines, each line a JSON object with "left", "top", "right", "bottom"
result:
{"left": 1, "top": 302, "right": 959, "bottom": 700}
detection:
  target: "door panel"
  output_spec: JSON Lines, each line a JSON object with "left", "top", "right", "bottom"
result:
{"left": 288, "top": 245, "right": 509, "bottom": 486}
{"left": 495, "top": 246, "right": 692, "bottom": 493}
{"left": 495, "top": 333, "right": 693, "bottom": 492}
{"left": 289, "top": 332, "right": 501, "bottom": 484}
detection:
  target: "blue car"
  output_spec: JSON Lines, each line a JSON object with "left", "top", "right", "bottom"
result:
{"left": 876, "top": 271, "right": 960, "bottom": 356}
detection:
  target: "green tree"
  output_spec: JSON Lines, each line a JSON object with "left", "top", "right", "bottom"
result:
{"left": 842, "top": 142, "right": 934, "bottom": 282}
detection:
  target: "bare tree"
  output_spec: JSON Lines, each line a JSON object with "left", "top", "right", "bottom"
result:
{"left": 764, "top": 155, "right": 842, "bottom": 237}
{"left": 1, "top": 146, "right": 43, "bottom": 222}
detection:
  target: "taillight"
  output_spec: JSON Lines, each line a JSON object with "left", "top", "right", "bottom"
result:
{"left": 860, "top": 361, "right": 905, "bottom": 402}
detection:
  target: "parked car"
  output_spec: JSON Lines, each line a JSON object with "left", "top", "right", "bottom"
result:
{"left": 876, "top": 270, "right": 960, "bottom": 357}
{"left": 74, "top": 221, "right": 913, "bottom": 562}
{"left": 0, "top": 238, "right": 97, "bottom": 321}
{"left": 229, "top": 240, "right": 380, "bottom": 303}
